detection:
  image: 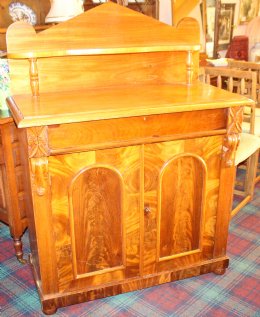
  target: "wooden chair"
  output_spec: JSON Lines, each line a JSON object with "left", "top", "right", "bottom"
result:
{"left": 227, "top": 59, "right": 260, "bottom": 109}
{"left": 200, "top": 66, "right": 260, "bottom": 218}
{"left": 227, "top": 60, "right": 260, "bottom": 184}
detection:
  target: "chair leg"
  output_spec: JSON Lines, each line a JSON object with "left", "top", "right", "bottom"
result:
{"left": 231, "top": 150, "right": 259, "bottom": 218}
{"left": 244, "top": 150, "right": 259, "bottom": 195}
{"left": 255, "top": 152, "right": 260, "bottom": 184}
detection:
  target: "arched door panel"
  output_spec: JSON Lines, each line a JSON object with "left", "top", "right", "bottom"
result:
{"left": 69, "top": 167, "right": 124, "bottom": 276}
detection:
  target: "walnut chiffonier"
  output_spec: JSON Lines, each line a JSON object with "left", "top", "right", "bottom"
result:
{"left": 5, "top": 2, "right": 253, "bottom": 314}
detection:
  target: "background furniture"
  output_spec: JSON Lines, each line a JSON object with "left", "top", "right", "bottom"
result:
{"left": 227, "top": 59, "right": 260, "bottom": 185}
{"left": 0, "top": 0, "right": 51, "bottom": 51}
{"left": 6, "top": 2, "right": 253, "bottom": 314}
{"left": 0, "top": 112, "right": 27, "bottom": 262}
{"left": 202, "top": 66, "right": 260, "bottom": 217}
{"left": 225, "top": 36, "right": 249, "bottom": 61}
{"left": 228, "top": 59, "right": 260, "bottom": 108}
{"left": 84, "top": 0, "right": 159, "bottom": 18}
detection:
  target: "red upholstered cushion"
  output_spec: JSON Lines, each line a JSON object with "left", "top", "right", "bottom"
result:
{"left": 226, "top": 36, "right": 249, "bottom": 61}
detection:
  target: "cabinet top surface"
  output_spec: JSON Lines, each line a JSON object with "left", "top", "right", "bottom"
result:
{"left": 0, "top": 110, "right": 13, "bottom": 124}
{"left": 7, "top": 82, "right": 253, "bottom": 128}
{"left": 6, "top": 2, "right": 200, "bottom": 58}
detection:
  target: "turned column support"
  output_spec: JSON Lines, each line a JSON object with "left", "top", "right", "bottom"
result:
{"left": 29, "top": 58, "right": 39, "bottom": 97}
{"left": 186, "top": 50, "right": 194, "bottom": 85}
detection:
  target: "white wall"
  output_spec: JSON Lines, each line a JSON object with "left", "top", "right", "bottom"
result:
{"left": 159, "top": 0, "right": 172, "bottom": 25}
{"left": 188, "top": 5, "right": 205, "bottom": 52}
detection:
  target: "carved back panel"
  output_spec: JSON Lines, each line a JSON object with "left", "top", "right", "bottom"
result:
{"left": 6, "top": 3, "right": 200, "bottom": 96}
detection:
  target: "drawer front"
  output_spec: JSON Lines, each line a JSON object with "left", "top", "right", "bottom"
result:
{"left": 48, "top": 109, "right": 227, "bottom": 155}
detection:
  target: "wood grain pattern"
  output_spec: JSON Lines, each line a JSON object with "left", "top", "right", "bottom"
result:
{"left": 158, "top": 154, "right": 206, "bottom": 259}
{"left": 8, "top": 51, "right": 190, "bottom": 95}
{"left": 7, "top": 83, "right": 252, "bottom": 128}
{"left": 29, "top": 157, "right": 58, "bottom": 294}
{"left": 69, "top": 166, "right": 124, "bottom": 276}
{"left": 143, "top": 135, "right": 222, "bottom": 275}
{"left": 32, "top": 257, "right": 229, "bottom": 315}
{"left": 48, "top": 146, "right": 141, "bottom": 291}
{"left": 47, "top": 109, "right": 227, "bottom": 155}
{"left": 5, "top": 3, "right": 201, "bottom": 97}
{"left": 6, "top": 3, "right": 200, "bottom": 58}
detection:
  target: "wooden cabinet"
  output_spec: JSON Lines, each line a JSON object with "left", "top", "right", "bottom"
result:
{"left": 0, "top": 113, "right": 27, "bottom": 262}
{"left": 5, "top": 2, "right": 253, "bottom": 314}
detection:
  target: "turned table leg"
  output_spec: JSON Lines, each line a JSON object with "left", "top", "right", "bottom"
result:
{"left": 13, "top": 237, "right": 27, "bottom": 264}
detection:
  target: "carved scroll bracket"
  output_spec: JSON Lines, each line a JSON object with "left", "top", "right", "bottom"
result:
{"left": 222, "top": 133, "right": 240, "bottom": 167}
{"left": 27, "top": 126, "right": 50, "bottom": 158}
{"left": 222, "top": 106, "right": 244, "bottom": 167}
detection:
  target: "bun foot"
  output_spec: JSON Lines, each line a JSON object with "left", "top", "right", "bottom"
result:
{"left": 42, "top": 301, "right": 57, "bottom": 315}
{"left": 213, "top": 267, "right": 226, "bottom": 275}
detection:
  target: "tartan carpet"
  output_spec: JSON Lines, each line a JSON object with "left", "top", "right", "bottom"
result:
{"left": 1, "top": 183, "right": 259, "bottom": 316}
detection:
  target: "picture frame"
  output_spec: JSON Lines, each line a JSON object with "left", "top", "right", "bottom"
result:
{"left": 239, "top": 0, "right": 259, "bottom": 24}
{"left": 203, "top": 0, "right": 236, "bottom": 58}
{"left": 218, "top": 3, "right": 235, "bottom": 51}
{"left": 203, "top": 0, "right": 220, "bottom": 58}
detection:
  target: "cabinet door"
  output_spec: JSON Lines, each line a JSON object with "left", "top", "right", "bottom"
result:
{"left": 48, "top": 145, "right": 141, "bottom": 291}
{"left": 143, "top": 135, "right": 223, "bottom": 275}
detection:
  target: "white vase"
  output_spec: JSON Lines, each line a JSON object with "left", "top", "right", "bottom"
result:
{"left": 250, "top": 42, "right": 260, "bottom": 62}
{"left": 45, "top": 0, "right": 84, "bottom": 23}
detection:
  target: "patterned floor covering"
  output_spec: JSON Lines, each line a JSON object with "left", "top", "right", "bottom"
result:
{"left": 1, "top": 182, "right": 259, "bottom": 317}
